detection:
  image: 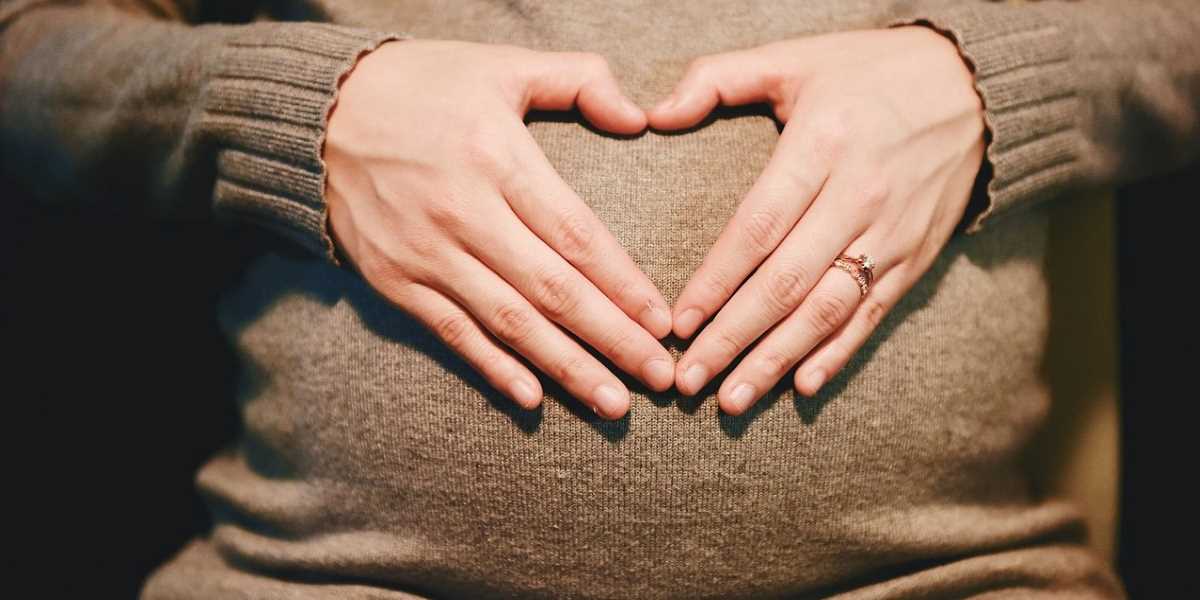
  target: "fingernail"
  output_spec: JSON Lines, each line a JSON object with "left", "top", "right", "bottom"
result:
{"left": 592, "top": 384, "right": 628, "bottom": 419}
{"left": 509, "top": 378, "right": 539, "bottom": 408}
{"left": 801, "top": 369, "right": 826, "bottom": 395}
{"left": 680, "top": 363, "right": 709, "bottom": 395}
{"left": 652, "top": 94, "right": 678, "bottom": 113}
{"left": 728, "top": 382, "right": 757, "bottom": 410}
{"left": 639, "top": 302, "right": 673, "bottom": 338}
{"left": 675, "top": 308, "right": 705, "bottom": 338}
{"left": 642, "top": 357, "right": 675, "bottom": 391}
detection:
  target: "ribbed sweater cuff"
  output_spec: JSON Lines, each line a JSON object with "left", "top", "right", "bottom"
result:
{"left": 891, "top": 5, "right": 1083, "bottom": 234}
{"left": 202, "top": 23, "right": 406, "bottom": 262}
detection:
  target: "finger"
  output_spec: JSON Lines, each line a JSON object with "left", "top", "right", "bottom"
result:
{"left": 717, "top": 240, "right": 894, "bottom": 415}
{"left": 793, "top": 265, "right": 910, "bottom": 397}
{"left": 675, "top": 170, "right": 872, "bottom": 396}
{"left": 522, "top": 51, "right": 646, "bottom": 134}
{"left": 794, "top": 148, "right": 984, "bottom": 396}
{"left": 396, "top": 283, "right": 543, "bottom": 409}
{"left": 670, "top": 125, "right": 831, "bottom": 339}
{"left": 459, "top": 198, "right": 675, "bottom": 391}
{"left": 499, "top": 124, "right": 673, "bottom": 339}
{"left": 647, "top": 49, "right": 780, "bottom": 130}
{"left": 435, "top": 252, "right": 632, "bottom": 420}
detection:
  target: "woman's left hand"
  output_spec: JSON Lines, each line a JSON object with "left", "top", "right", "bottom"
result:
{"left": 648, "top": 27, "right": 986, "bottom": 415}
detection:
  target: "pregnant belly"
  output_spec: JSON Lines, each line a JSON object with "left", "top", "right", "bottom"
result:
{"left": 197, "top": 116, "right": 1083, "bottom": 599}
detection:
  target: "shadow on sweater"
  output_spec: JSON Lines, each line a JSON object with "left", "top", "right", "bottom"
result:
{"left": 218, "top": 107, "right": 1046, "bottom": 445}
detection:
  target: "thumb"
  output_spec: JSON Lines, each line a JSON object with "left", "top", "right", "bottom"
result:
{"left": 647, "top": 49, "right": 782, "bottom": 130}
{"left": 521, "top": 52, "right": 646, "bottom": 135}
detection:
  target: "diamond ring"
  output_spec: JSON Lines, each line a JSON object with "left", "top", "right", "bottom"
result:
{"left": 832, "top": 254, "right": 875, "bottom": 297}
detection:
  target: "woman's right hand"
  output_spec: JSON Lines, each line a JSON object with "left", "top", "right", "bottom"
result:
{"left": 324, "top": 40, "right": 673, "bottom": 419}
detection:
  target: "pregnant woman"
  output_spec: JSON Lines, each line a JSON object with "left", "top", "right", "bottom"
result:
{"left": 2, "top": 1, "right": 1196, "bottom": 597}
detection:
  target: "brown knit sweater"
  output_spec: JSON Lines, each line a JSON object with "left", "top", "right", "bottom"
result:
{"left": 3, "top": 1, "right": 1198, "bottom": 598}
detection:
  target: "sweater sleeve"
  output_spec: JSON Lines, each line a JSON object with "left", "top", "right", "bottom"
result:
{"left": 893, "top": 0, "right": 1200, "bottom": 234}
{"left": 0, "top": 1, "right": 405, "bottom": 261}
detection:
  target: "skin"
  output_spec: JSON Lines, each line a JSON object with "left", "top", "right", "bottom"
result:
{"left": 647, "top": 26, "right": 986, "bottom": 415}
{"left": 326, "top": 27, "right": 985, "bottom": 420}
{"left": 324, "top": 40, "right": 675, "bottom": 420}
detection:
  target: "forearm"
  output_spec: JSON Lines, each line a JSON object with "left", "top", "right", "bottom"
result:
{"left": 0, "top": 3, "right": 402, "bottom": 259}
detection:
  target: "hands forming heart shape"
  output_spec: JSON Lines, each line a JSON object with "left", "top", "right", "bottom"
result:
{"left": 325, "top": 26, "right": 986, "bottom": 420}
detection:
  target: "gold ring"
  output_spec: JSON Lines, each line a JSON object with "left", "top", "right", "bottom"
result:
{"left": 832, "top": 254, "right": 875, "bottom": 297}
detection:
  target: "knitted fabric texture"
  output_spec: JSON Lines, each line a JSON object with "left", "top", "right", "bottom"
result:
{"left": 4, "top": 1, "right": 1198, "bottom": 598}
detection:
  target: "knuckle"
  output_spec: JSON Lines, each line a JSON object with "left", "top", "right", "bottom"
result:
{"left": 582, "top": 52, "right": 611, "bottom": 74}
{"left": 432, "top": 312, "right": 474, "bottom": 349}
{"left": 424, "top": 196, "right": 469, "bottom": 231}
{"left": 530, "top": 268, "right": 581, "bottom": 321}
{"left": 683, "top": 56, "right": 718, "bottom": 85}
{"left": 460, "top": 124, "right": 512, "bottom": 176}
{"left": 373, "top": 180, "right": 407, "bottom": 209}
{"left": 757, "top": 349, "right": 794, "bottom": 379}
{"left": 763, "top": 263, "right": 811, "bottom": 312}
{"left": 862, "top": 298, "right": 888, "bottom": 328}
{"left": 360, "top": 249, "right": 425, "bottom": 292}
{"left": 554, "top": 212, "right": 597, "bottom": 263}
{"left": 377, "top": 275, "right": 419, "bottom": 306}
{"left": 699, "top": 270, "right": 739, "bottom": 306}
{"left": 354, "top": 246, "right": 402, "bottom": 284}
{"left": 858, "top": 180, "right": 890, "bottom": 210}
{"left": 711, "top": 329, "right": 745, "bottom": 362}
{"left": 740, "top": 208, "right": 786, "bottom": 254}
{"left": 404, "top": 228, "right": 448, "bottom": 264}
{"left": 686, "top": 55, "right": 713, "bottom": 75}
{"left": 808, "top": 294, "right": 851, "bottom": 334}
{"left": 492, "top": 302, "right": 536, "bottom": 345}
{"left": 602, "top": 330, "right": 637, "bottom": 365}
{"left": 809, "top": 111, "right": 851, "bottom": 156}
{"left": 775, "top": 166, "right": 821, "bottom": 199}
{"left": 606, "top": 276, "right": 638, "bottom": 309}
{"left": 550, "top": 355, "right": 589, "bottom": 388}
{"left": 492, "top": 157, "right": 527, "bottom": 199}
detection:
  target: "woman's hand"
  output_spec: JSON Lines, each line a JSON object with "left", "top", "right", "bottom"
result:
{"left": 325, "top": 41, "right": 675, "bottom": 419}
{"left": 648, "top": 27, "right": 986, "bottom": 414}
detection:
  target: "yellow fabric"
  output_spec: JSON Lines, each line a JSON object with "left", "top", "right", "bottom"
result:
{"left": 1027, "top": 189, "right": 1121, "bottom": 562}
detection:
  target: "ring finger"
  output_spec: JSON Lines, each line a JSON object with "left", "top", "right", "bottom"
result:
{"left": 793, "top": 264, "right": 909, "bottom": 397}
{"left": 674, "top": 177, "right": 864, "bottom": 396}
{"left": 717, "top": 238, "right": 896, "bottom": 415}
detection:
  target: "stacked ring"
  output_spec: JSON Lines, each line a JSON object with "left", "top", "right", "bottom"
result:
{"left": 832, "top": 253, "right": 875, "bottom": 297}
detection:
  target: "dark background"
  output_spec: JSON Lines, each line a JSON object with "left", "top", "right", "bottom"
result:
{"left": 3, "top": 167, "right": 1197, "bottom": 598}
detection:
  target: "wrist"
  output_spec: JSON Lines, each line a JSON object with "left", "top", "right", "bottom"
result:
{"left": 322, "top": 38, "right": 408, "bottom": 267}
{"left": 887, "top": 6, "right": 1079, "bottom": 234}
